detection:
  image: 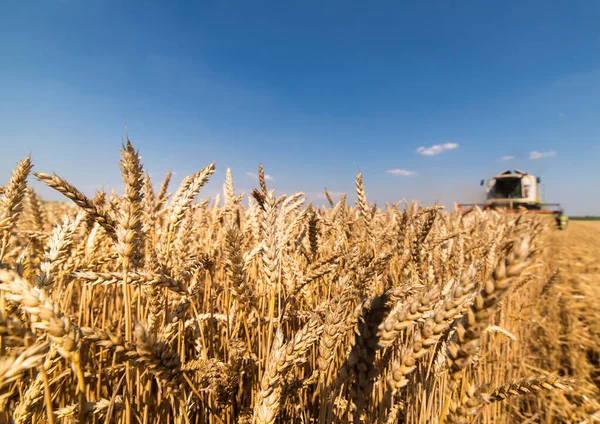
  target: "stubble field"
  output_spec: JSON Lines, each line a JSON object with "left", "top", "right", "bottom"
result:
{"left": 0, "top": 142, "right": 598, "bottom": 423}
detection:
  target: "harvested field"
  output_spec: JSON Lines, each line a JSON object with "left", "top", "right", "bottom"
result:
{"left": 0, "top": 144, "right": 598, "bottom": 423}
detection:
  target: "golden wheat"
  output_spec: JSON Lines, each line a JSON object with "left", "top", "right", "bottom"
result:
{"left": 0, "top": 143, "right": 596, "bottom": 424}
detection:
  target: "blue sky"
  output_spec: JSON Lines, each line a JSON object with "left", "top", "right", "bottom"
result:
{"left": 1, "top": 1, "right": 599, "bottom": 214}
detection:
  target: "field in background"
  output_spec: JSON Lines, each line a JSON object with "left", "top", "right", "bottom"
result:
{"left": 0, "top": 144, "right": 598, "bottom": 423}
{"left": 553, "top": 221, "right": 600, "bottom": 418}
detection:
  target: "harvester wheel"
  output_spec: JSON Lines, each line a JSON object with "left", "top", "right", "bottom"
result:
{"left": 556, "top": 215, "right": 568, "bottom": 230}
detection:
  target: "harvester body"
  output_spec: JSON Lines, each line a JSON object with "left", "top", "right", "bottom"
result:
{"left": 485, "top": 170, "right": 539, "bottom": 210}
{"left": 458, "top": 169, "right": 568, "bottom": 229}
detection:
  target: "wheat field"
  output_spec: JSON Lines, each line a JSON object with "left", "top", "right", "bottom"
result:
{"left": 0, "top": 141, "right": 598, "bottom": 423}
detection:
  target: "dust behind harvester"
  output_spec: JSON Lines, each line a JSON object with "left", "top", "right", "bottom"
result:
{"left": 457, "top": 169, "right": 568, "bottom": 229}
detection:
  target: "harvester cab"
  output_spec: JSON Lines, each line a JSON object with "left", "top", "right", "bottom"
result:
{"left": 458, "top": 169, "right": 568, "bottom": 229}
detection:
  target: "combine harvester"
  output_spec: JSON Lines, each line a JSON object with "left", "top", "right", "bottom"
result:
{"left": 457, "top": 169, "right": 568, "bottom": 229}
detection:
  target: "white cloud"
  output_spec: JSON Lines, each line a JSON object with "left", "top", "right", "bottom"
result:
{"left": 416, "top": 142, "right": 459, "bottom": 156}
{"left": 246, "top": 172, "right": 274, "bottom": 181}
{"left": 499, "top": 155, "right": 515, "bottom": 161}
{"left": 315, "top": 191, "right": 344, "bottom": 200}
{"left": 386, "top": 169, "right": 416, "bottom": 176}
{"left": 529, "top": 151, "right": 557, "bottom": 160}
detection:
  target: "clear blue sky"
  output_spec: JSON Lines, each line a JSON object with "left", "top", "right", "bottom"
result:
{"left": 1, "top": 1, "right": 599, "bottom": 215}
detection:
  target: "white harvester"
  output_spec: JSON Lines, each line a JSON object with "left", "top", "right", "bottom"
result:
{"left": 458, "top": 169, "right": 568, "bottom": 229}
